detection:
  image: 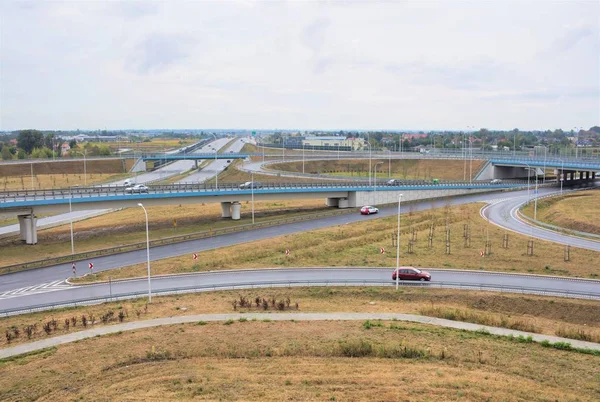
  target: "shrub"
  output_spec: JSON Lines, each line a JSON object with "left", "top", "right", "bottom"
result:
{"left": 81, "top": 315, "right": 88, "bottom": 327}
{"left": 24, "top": 325, "right": 35, "bottom": 339}
{"left": 224, "top": 319, "right": 234, "bottom": 326}
{"left": 118, "top": 311, "right": 126, "bottom": 322}
{"left": 70, "top": 317, "right": 77, "bottom": 327}
{"left": 339, "top": 339, "right": 373, "bottom": 357}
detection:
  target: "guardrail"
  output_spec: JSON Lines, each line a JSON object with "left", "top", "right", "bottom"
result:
{"left": 0, "top": 208, "right": 358, "bottom": 275}
{"left": 517, "top": 187, "right": 600, "bottom": 241}
{"left": 2, "top": 279, "right": 599, "bottom": 317}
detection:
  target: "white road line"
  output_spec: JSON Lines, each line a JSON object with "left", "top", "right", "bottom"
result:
{"left": 0, "top": 280, "right": 71, "bottom": 300}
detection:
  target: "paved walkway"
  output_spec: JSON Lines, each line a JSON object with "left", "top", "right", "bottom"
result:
{"left": 2, "top": 312, "right": 599, "bottom": 359}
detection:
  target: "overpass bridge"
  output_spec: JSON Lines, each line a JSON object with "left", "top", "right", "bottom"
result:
{"left": 0, "top": 180, "right": 533, "bottom": 244}
{"left": 476, "top": 157, "right": 600, "bottom": 182}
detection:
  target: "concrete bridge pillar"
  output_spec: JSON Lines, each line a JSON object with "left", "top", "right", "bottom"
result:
{"left": 593, "top": 172, "right": 596, "bottom": 180}
{"left": 220, "top": 202, "right": 232, "bottom": 218}
{"left": 194, "top": 160, "right": 199, "bottom": 169}
{"left": 17, "top": 214, "right": 38, "bottom": 245}
{"left": 326, "top": 198, "right": 339, "bottom": 207}
{"left": 231, "top": 202, "right": 241, "bottom": 220}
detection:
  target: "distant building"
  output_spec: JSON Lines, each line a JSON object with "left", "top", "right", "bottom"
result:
{"left": 302, "top": 136, "right": 367, "bottom": 150}
{"left": 401, "top": 133, "right": 428, "bottom": 141}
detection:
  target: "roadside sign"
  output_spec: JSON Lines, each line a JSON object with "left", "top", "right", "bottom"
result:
{"left": 72, "top": 263, "right": 76, "bottom": 276}
{"left": 285, "top": 249, "right": 290, "bottom": 256}
{"left": 193, "top": 253, "right": 198, "bottom": 260}
{"left": 89, "top": 262, "right": 94, "bottom": 271}
{"left": 380, "top": 247, "right": 385, "bottom": 254}
{"left": 480, "top": 251, "right": 484, "bottom": 257}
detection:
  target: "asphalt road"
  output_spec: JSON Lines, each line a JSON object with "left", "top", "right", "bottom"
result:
{"left": 1, "top": 267, "right": 599, "bottom": 314}
{"left": 0, "top": 188, "right": 545, "bottom": 293}
{"left": 483, "top": 186, "right": 600, "bottom": 252}
{"left": 176, "top": 138, "right": 248, "bottom": 184}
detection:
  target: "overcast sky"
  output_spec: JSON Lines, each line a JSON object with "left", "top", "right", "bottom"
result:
{"left": 0, "top": 0, "right": 598, "bottom": 131}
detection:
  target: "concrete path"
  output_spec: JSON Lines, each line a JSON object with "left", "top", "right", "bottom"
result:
{"left": 1, "top": 312, "right": 598, "bottom": 359}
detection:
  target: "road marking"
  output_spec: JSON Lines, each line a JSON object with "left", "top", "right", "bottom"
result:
{"left": 0, "top": 280, "right": 71, "bottom": 300}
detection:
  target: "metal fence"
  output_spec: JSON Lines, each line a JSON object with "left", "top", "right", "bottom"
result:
{"left": 2, "top": 279, "right": 599, "bottom": 317}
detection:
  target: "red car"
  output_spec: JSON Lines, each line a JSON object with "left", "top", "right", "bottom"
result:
{"left": 392, "top": 267, "right": 432, "bottom": 281}
{"left": 360, "top": 206, "right": 379, "bottom": 215}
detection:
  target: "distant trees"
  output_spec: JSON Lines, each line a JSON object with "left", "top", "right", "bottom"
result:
{"left": 17, "top": 130, "right": 44, "bottom": 154}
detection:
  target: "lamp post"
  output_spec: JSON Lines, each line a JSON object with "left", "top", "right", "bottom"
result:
{"left": 387, "top": 149, "right": 392, "bottom": 177}
{"left": 83, "top": 150, "right": 87, "bottom": 186}
{"left": 560, "top": 159, "right": 564, "bottom": 195}
{"left": 534, "top": 169, "right": 539, "bottom": 220}
{"left": 251, "top": 171, "right": 255, "bottom": 224}
{"left": 364, "top": 140, "right": 372, "bottom": 185}
{"left": 373, "top": 162, "right": 383, "bottom": 202}
{"left": 524, "top": 163, "right": 531, "bottom": 204}
{"left": 396, "top": 194, "right": 404, "bottom": 291}
{"left": 69, "top": 185, "right": 78, "bottom": 255}
{"left": 138, "top": 203, "right": 152, "bottom": 303}
{"left": 302, "top": 142, "right": 306, "bottom": 174}
{"left": 208, "top": 133, "right": 219, "bottom": 189}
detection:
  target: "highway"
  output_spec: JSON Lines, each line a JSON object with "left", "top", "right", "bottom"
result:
{"left": 0, "top": 187, "right": 560, "bottom": 294}
{"left": 0, "top": 138, "right": 228, "bottom": 237}
{"left": 1, "top": 268, "right": 599, "bottom": 315}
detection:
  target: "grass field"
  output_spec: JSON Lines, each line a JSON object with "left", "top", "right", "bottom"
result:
{"left": 269, "top": 159, "right": 485, "bottom": 180}
{"left": 1, "top": 315, "right": 598, "bottom": 400}
{"left": 521, "top": 190, "right": 600, "bottom": 235}
{"left": 2, "top": 288, "right": 599, "bottom": 350}
{"left": 205, "top": 159, "right": 340, "bottom": 184}
{"left": 0, "top": 199, "right": 330, "bottom": 267}
{"left": 0, "top": 158, "right": 128, "bottom": 178}
{"left": 0, "top": 172, "right": 131, "bottom": 191}
{"left": 73, "top": 202, "right": 600, "bottom": 283}
{"left": 87, "top": 138, "right": 197, "bottom": 153}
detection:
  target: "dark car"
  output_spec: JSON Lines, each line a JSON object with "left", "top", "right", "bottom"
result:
{"left": 392, "top": 267, "right": 431, "bottom": 281}
{"left": 386, "top": 179, "right": 400, "bottom": 186}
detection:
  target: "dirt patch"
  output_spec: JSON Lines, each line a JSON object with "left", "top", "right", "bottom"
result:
{"left": 0, "top": 159, "right": 126, "bottom": 176}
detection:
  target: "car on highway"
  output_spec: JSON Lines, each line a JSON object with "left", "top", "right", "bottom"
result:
{"left": 239, "top": 181, "right": 263, "bottom": 189}
{"left": 125, "top": 184, "right": 149, "bottom": 193}
{"left": 360, "top": 205, "right": 379, "bottom": 215}
{"left": 386, "top": 179, "right": 400, "bottom": 186}
{"left": 490, "top": 179, "right": 503, "bottom": 184}
{"left": 123, "top": 179, "right": 136, "bottom": 186}
{"left": 392, "top": 267, "right": 432, "bottom": 281}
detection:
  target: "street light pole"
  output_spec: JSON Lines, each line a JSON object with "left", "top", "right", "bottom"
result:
{"left": 302, "top": 143, "right": 305, "bottom": 174}
{"left": 251, "top": 171, "right": 255, "bottom": 224}
{"left": 138, "top": 203, "right": 152, "bottom": 303}
{"left": 84, "top": 150, "right": 87, "bottom": 186}
{"left": 373, "top": 162, "right": 383, "bottom": 202}
{"left": 524, "top": 163, "right": 531, "bottom": 205}
{"left": 69, "top": 186, "right": 76, "bottom": 255}
{"left": 560, "top": 159, "right": 564, "bottom": 195}
{"left": 396, "top": 194, "right": 404, "bottom": 291}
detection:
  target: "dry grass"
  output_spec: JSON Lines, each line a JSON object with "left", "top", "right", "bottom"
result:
{"left": 0, "top": 173, "right": 131, "bottom": 191}
{"left": 1, "top": 318, "right": 599, "bottom": 401}
{"left": 522, "top": 190, "right": 600, "bottom": 235}
{"left": 206, "top": 159, "right": 340, "bottom": 184}
{"left": 269, "top": 159, "right": 485, "bottom": 180}
{"left": 0, "top": 199, "right": 330, "bottom": 267}
{"left": 2, "top": 288, "right": 599, "bottom": 350}
{"left": 0, "top": 159, "right": 127, "bottom": 177}
{"left": 76, "top": 203, "right": 600, "bottom": 282}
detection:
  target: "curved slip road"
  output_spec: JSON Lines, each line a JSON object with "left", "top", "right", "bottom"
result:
{"left": 2, "top": 311, "right": 599, "bottom": 360}
{"left": 483, "top": 186, "right": 600, "bottom": 252}
{"left": 0, "top": 189, "right": 525, "bottom": 293}
{"left": 2, "top": 267, "right": 599, "bottom": 315}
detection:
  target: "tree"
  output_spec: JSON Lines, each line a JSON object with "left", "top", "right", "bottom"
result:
{"left": 1, "top": 146, "right": 12, "bottom": 160}
{"left": 69, "top": 139, "right": 78, "bottom": 149}
{"left": 17, "top": 130, "right": 44, "bottom": 154}
{"left": 17, "top": 149, "right": 26, "bottom": 159}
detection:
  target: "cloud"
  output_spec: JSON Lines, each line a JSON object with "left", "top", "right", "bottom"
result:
{"left": 479, "top": 86, "right": 600, "bottom": 102}
{"left": 129, "top": 33, "right": 194, "bottom": 74}
{"left": 301, "top": 17, "right": 331, "bottom": 54}
{"left": 553, "top": 23, "right": 595, "bottom": 52}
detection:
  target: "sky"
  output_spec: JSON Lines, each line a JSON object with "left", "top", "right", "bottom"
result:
{"left": 0, "top": 0, "right": 598, "bottom": 131}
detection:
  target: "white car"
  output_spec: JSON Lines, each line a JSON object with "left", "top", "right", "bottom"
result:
{"left": 360, "top": 206, "right": 379, "bottom": 215}
{"left": 125, "top": 184, "right": 149, "bottom": 193}
{"left": 490, "top": 179, "right": 503, "bottom": 184}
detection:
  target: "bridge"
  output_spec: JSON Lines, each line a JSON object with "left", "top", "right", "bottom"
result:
{"left": 476, "top": 157, "right": 599, "bottom": 181}
{"left": 0, "top": 180, "right": 532, "bottom": 244}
